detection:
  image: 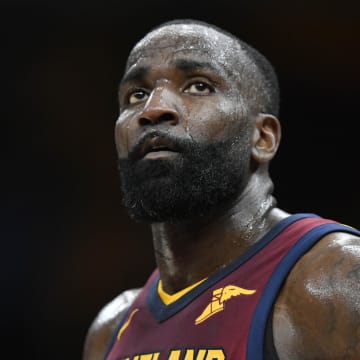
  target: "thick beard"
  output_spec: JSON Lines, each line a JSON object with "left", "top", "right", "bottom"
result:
{"left": 118, "top": 135, "right": 250, "bottom": 223}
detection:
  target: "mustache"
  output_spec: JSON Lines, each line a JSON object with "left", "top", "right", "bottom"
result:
{"left": 128, "top": 130, "right": 195, "bottom": 162}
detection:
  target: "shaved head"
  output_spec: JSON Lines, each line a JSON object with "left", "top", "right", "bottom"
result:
{"left": 126, "top": 19, "right": 280, "bottom": 117}
{"left": 116, "top": 19, "right": 281, "bottom": 222}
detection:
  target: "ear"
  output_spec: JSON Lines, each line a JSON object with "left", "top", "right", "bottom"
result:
{"left": 251, "top": 113, "right": 281, "bottom": 163}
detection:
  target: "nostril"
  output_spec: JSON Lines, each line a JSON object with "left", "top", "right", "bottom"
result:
{"left": 138, "top": 111, "right": 178, "bottom": 126}
{"left": 158, "top": 113, "right": 177, "bottom": 123}
{"left": 138, "top": 117, "right": 152, "bottom": 126}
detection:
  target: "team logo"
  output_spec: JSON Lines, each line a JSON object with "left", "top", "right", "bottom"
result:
{"left": 120, "top": 348, "right": 226, "bottom": 359}
{"left": 195, "top": 285, "right": 256, "bottom": 325}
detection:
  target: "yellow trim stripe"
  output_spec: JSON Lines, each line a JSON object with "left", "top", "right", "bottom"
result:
{"left": 158, "top": 278, "right": 207, "bottom": 305}
{"left": 116, "top": 308, "right": 139, "bottom": 341}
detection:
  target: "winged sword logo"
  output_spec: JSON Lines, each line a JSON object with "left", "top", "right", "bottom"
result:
{"left": 195, "top": 285, "right": 256, "bottom": 325}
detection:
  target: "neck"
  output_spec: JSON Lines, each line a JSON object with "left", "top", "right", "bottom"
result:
{"left": 151, "top": 173, "right": 286, "bottom": 294}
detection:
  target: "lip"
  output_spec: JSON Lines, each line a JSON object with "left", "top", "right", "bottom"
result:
{"left": 140, "top": 136, "right": 179, "bottom": 159}
{"left": 143, "top": 149, "right": 178, "bottom": 160}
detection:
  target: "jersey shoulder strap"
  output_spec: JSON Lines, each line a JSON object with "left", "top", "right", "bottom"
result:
{"left": 249, "top": 219, "right": 360, "bottom": 360}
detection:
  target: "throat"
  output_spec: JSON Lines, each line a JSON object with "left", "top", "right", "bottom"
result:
{"left": 152, "top": 195, "right": 277, "bottom": 294}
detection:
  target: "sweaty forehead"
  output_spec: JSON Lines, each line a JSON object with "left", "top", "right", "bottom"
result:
{"left": 126, "top": 24, "right": 246, "bottom": 72}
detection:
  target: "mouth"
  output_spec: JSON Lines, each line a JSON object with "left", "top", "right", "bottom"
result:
{"left": 140, "top": 136, "right": 179, "bottom": 160}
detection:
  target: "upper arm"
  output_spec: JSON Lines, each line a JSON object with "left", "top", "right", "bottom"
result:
{"left": 273, "top": 232, "right": 360, "bottom": 360}
{"left": 83, "top": 288, "right": 141, "bottom": 360}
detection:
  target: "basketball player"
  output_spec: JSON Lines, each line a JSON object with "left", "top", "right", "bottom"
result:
{"left": 83, "top": 19, "right": 360, "bottom": 359}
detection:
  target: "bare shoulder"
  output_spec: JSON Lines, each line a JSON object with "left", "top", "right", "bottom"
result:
{"left": 273, "top": 231, "right": 360, "bottom": 360}
{"left": 83, "top": 288, "right": 142, "bottom": 360}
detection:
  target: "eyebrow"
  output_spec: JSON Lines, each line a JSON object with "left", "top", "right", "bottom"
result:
{"left": 120, "top": 66, "right": 149, "bottom": 88}
{"left": 171, "top": 58, "right": 221, "bottom": 74}
{"left": 119, "top": 58, "right": 223, "bottom": 89}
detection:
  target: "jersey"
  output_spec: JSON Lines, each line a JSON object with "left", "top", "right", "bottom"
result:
{"left": 105, "top": 213, "right": 360, "bottom": 360}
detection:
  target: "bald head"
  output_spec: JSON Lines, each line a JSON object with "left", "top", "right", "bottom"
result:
{"left": 116, "top": 19, "right": 282, "bottom": 222}
{"left": 125, "top": 19, "right": 280, "bottom": 117}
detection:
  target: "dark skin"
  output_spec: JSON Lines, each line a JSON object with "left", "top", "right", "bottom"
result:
{"left": 83, "top": 24, "right": 360, "bottom": 360}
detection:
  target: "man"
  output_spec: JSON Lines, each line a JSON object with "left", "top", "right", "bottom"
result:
{"left": 83, "top": 19, "right": 360, "bottom": 359}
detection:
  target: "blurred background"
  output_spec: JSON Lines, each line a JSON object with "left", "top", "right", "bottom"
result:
{"left": 2, "top": 0, "right": 359, "bottom": 358}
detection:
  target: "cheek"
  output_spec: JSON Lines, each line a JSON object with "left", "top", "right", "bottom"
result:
{"left": 114, "top": 110, "right": 136, "bottom": 158}
{"left": 186, "top": 97, "right": 246, "bottom": 142}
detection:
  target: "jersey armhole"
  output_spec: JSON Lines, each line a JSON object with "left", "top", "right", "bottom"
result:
{"left": 263, "top": 306, "right": 279, "bottom": 360}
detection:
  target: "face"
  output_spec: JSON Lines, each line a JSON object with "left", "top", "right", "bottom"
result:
{"left": 115, "top": 24, "right": 255, "bottom": 222}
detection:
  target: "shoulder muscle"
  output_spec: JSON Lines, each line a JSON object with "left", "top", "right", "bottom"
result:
{"left": 83, "top": 288, "right": 141, "bottom": 360}
{"left": 273, "top": 232, "right": 360, "bottom": 360}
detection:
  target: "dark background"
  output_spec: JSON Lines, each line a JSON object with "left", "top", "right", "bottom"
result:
{"left": 3, "top": 0, "right": 359, "bottom": 358}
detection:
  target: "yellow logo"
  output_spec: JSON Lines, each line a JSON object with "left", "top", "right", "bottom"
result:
{"left": 195, "top": 285, "right": 256, "bottom": 325}
{"left": 122, "top": 348, "right": 225, "bottom": 360}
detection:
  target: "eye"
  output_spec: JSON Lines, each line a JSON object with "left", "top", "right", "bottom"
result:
{"left": 128, "top": 89, "right": 149, "bottom": 104}
{"left": 184, "top": 81, "right": 214, "bottom": 95}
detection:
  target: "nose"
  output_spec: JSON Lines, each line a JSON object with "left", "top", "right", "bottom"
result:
{"left": 137, "top": 88, "right": 179, "bottom": 127}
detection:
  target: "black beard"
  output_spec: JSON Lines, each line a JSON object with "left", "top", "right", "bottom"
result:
{"left": 118, "top": 132, "right": 250, "bottom": 223}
